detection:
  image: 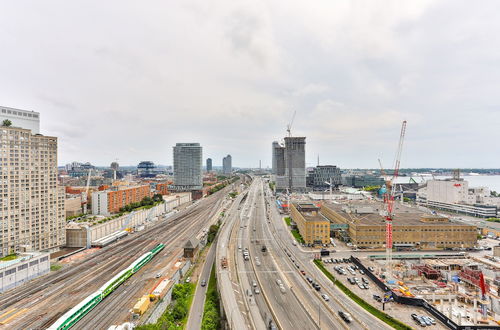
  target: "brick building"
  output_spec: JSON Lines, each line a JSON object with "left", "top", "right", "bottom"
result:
{"left": 91, "top": 185, "right": 151, "bottom": 215}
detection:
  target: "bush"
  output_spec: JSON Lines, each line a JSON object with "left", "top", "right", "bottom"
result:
{"left": 201, "top": 265, "right": 221, "bottom": 329}
{"left": 207, "top": 225, "right": 219, "bottom": 243}
{"left": 291, "top": 229, "right": 304, "bottom": 244}
{"left": 284, "top": 217, "right": 291, "bottom": 226}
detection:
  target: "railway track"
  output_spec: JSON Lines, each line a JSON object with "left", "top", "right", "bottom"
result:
{"left": 1, "top": 187, "right": 230, "bottom": 329}
{"left": 74, "top": 196, "right": 228, "bottom": 329}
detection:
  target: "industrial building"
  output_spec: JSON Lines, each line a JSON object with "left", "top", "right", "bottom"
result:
{"left": 321, "top": 201, "right": 478, "bottom": 249}
{"left": 91, "top": 185, "right": 151, "bottom": 215}
{"left": 170, "top": 143, "right": 203, "bottom": 191}
{"left": 307, "top": 165, "right": 341, "bottom": 190}
{"left": 0, "top": 112, "right": 66, "bottom": 256}
{"left": 0, "top": 252, "right": 50, "bottom": 293}
{"left": 418, "top": 178, "right": 499, "bottom": 218}
{"left": 273, "top": 137, "right": 306, "bottom": 192}
{"left": 290, "top": 202, "right": 330, "bottom": 245}
{"left": 222, "top": 154, "right": 232, "bottom": 175}
{"left": 206, "top": 158, "right": 212, "bottom": 172}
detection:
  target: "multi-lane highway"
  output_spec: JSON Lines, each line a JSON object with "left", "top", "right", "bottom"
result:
{"left": 0, "top": 185, "right": 232, "bottom": 329}
{"left": 262, "top": 179, "right": 390, "bottom": 330}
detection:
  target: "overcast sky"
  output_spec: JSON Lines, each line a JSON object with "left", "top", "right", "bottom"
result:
{"left": 1, "top": 1, "right": 499, "bottom": 168}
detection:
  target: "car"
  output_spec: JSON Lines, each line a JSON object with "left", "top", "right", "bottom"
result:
{"left": 422, "top": 316, "right": 432, "bottom": 326}
{"left": 254, "top": 287, "right": 260, "bottom": 294}
{"left": 185, "top": 277, "right": 191, "bottom": 283}
{"left": 416, "top": 316, "right": 427, "bottom": 327}
{"left": 338, "top": 311, "right": 353, "bottom": 323}
{"left": 300, "top": 270, "right": 306, "bottom": 275}
{"left": 362, "top": 277, "right": 369, "bottom": 284}
{"left": 321, "top": 294, "right": 330, "bottom": 301}
{"left": 353, "top": 277, "right": 360, "bottom": 283}
{"left": 252, "top": 280, "right": 257, "bottom": 287}
{"left": 246, "top": 289, "right": 253, "bottom": 297}
{"left": 306, "top": 277, "right": 313, "bottom": 283}
{"left": 359, "top": 270, "right": 365, "bottom": 275}
{"left": 411, "top": 313, "right": 418, "bottom": 321}
{"left": 155, "top": 273, "right": 162, "bottom": 278}
{"left": 313, "top": 283, "right": 321, "bottom": 291}
{"left": 238, "top": 245, "right": 242, "bottom": 250}
{"left": 368, "top": 266, "right": 374, "bottom": 272}
{"left": 276, "top": 279, "right": 282, "bottom": 285}
{"left": 357, "top": 282, "right": 365, "bottom": 289}
{"left": 201, "top": 279, "right": 206, "bottom": 287}
{"left": 279, "top": 284, "right": 286, "bottom": 293}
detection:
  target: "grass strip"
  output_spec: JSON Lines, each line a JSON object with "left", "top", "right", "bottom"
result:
{"left": 291, "top": 229, "right": 305, "bottom": 244}
{"left": 313, "top": 260, "right": 412, "bottom": 330}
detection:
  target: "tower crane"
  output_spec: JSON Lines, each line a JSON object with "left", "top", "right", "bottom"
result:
{"left": 286, "top": 110, "right": 296, "bottom": 137}
{"left": 385, "top": 120, "right": 407, "bottom": 280}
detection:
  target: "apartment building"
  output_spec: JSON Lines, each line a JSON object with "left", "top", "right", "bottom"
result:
{"left": 290, "top": 202, "right": 330, "bottom": 245}
{"left": 0, "top": 123, "right": 65, "bottom": 256}
{"left": 171, "top": 143, "right": 203, "bottom": 191}
{"left": 91, "top": 185, "right": 150, "bottom": 215}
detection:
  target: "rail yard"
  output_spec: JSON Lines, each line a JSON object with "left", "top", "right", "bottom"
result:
{"left": 0, "top": 187, "right": 230, "bottom": 329}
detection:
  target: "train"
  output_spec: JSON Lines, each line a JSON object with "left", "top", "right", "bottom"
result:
{"left": 48, "top": 243, "right": 165, "bottom": 330}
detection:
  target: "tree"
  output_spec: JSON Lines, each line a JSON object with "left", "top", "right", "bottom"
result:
{"left": 2, "top": 119, "right": 12, "bottom": 127}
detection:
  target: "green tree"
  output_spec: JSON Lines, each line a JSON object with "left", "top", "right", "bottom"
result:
{"left": 2, "top": 119, "right": 12, "bottom": 127}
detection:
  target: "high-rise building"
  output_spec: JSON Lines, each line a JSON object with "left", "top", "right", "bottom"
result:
{"left": 0, "top": 106, "right": 40, "bottom": 134}
{"left": 137, "top": 161, "right": 156, "bottom": 178}
{"left": 307, "top": 165, "right": 341, "bottom": 190}
{"left": 0, "top": 111, "right": 65, "bottom": 256}
{"left": 206, "top": 158, "right": 212, "bottom": 172}
{"left": 222, "top": 154, "right": 232, "bottom": 175}
{"left": 276, "top": 137, "right": 306, "bottom": 191}
{"left": 171, "top": 143, "right": 203, "bottom": 191}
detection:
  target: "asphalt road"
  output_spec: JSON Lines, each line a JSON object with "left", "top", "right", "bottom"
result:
{"left": 185, "top": 240, "right": 217, "bottom": 330}
{"left": 262, "top": 180, "right": 390, "bottom": 330}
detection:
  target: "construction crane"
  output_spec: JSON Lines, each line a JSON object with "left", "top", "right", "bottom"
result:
{"left": 82, "top": 168, "right": 92, "bottom": 214}
{"left": 385, "top": 120, "right": 407, "bottom": 280}
{"left": 286, "top": 110, "right": 296, "bottom": 137}
{"left": 378, "top": 158, "right": 391, "bottom": 202}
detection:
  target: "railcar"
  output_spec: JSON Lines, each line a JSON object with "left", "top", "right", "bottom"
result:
{"left": 48, "top": 243, "right": 165, "bottom": 330}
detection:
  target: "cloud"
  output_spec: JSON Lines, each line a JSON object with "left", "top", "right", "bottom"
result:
{"left": 0, "top": 0, "right": 498, "bottom": 168}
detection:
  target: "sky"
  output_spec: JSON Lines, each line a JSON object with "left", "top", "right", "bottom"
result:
{"left": 0, "top": 1, "right": 499, "bottom": 169}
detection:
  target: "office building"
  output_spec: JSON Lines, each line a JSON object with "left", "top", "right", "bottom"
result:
{"left": 222, "top": 154, "right": 232, "bottom": 175}
{"left": 341, "top": 174, "right": 385, "bottom": 188}
{"left": 206, "top": 158, "right": 212, "bottom": 172}
{"left": 290, "top": 202, "right": 330, "bottom": 245}
{"left": 321, "top": 200, "right": 477, "bottom": 249}
{"left": 307, "top": 165, "right": 341, "bottom": 190}
{"left": 91, "top": 185, "right": 151, "bottom": 215}
{"left": 171, "top": 143, "right": 203, "bottom": 191}
{"left": 0, "top": 106, "right": 40, "bottom": 134}
{"left": 0, "top": 116, "right": 65, "bottom": 256}
{"left": 275, "top": 137, "right": 306, "bottom": 191}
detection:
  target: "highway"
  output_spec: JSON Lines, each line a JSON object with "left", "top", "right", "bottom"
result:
{"left": 0, "top": 185, "right": 232, "bottom": 329}
{"left": 263, "top": 180, "right": 390, "bottom": 330}
{"left": 249, "top": 178, "right": 341, "bottom": 330}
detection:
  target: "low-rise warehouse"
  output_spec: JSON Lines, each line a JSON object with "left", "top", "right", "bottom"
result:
{"left": 321, "top": 200, "right": 477, "bottom": 249}
{"left": 290, "top": 202, "right": 330, "bottom": 245}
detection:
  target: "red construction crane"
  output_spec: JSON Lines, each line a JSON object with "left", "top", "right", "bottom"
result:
{"left": 385, "top": 120, "right": 407, "bottom": 279}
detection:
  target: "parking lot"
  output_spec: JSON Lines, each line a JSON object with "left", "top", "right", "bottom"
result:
{"left": 321, "top": 257, "right": 447, "bottom": 329}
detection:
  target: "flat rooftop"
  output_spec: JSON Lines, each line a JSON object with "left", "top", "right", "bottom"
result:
{"left": 293, "top": 202, "right": 328, "bottom": 223}
{"left": 324, "top": 200, "right": 473, "bottom": 227}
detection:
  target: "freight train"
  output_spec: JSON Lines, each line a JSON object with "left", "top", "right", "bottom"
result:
{"left": 48, "top": 243, "right": 165, "bottom": 330}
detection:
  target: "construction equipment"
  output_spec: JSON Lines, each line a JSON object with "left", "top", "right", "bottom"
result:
{"left": 385, "top": 120, "right": 407, "bottom": 280}
{"left": 286, "top": 110, "right": 296, "bottom": 137}
{"left": 82, "top": 168, "right": 92, "bottom": 214}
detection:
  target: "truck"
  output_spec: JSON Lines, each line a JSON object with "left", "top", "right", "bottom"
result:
{"left": 221, "top": 257, "right": 228, "bottom": 268}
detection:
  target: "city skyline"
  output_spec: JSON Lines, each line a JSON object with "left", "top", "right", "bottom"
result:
{"left": 1, "top": 2, "right": 500, "bottom": 169}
